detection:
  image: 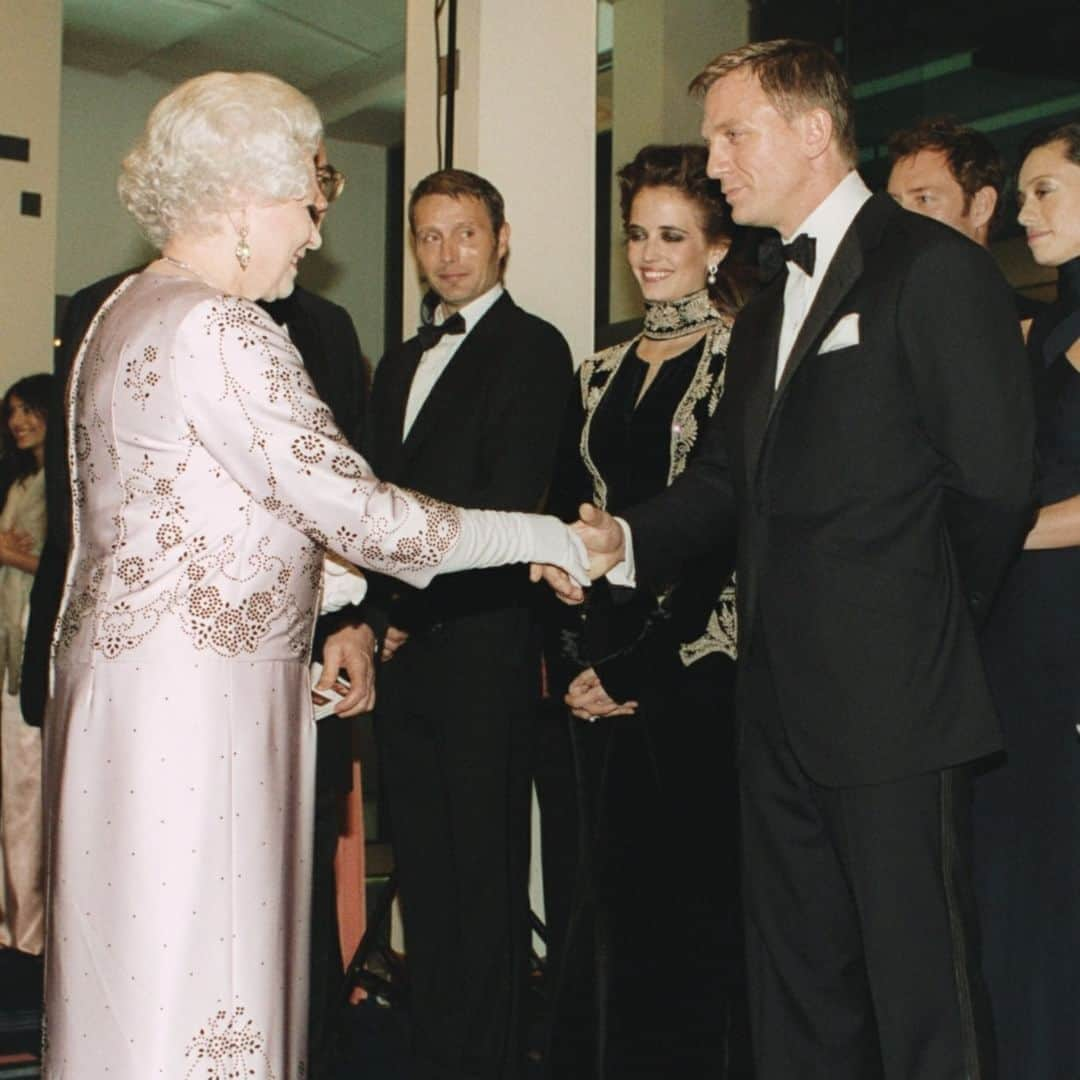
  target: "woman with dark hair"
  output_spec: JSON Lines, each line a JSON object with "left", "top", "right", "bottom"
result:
{"left": 543, "top": 144, "right": 755, "bottom": 1078}
{"left": 0, "top": 373, "right": 51, "bottom": 962}
{"left": 974, "top": 119, "right": 1080, "bottom": 1078}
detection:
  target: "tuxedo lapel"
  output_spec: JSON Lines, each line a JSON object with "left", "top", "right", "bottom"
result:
{"left": 380, "top": 339, "right": 424, "bottom": 480}
{"left": 401, "top": 293, "right": 513, "bottom": 468}
{"left": 733, "top": 276, "right": 786, "bottom": 484}
{"left": 769, "top": 230, "right": 863, "bottom": 419}
{"left": 768, "top": 193, "right": 897, "bottom": 421}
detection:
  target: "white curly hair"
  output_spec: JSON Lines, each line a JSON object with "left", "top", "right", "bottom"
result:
{"left": 118, "top": 71, "right": 323, "bottom": 248}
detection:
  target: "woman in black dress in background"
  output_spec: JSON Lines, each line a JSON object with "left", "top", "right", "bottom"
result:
{"left": 543, "top": 144, "right": 756, "bottom": 1079}
{"left": 975, "top": 120, "right": 1080, "bottom": 1079}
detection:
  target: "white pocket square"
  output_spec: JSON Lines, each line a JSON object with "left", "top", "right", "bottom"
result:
{"left": 818, "top": 312, "right": 860, "bottom": 354}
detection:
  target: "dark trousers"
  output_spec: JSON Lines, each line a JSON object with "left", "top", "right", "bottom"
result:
{"left": 376, "top": 622, "right": 536, "bottom": 1080}
{"left": 739, "top": 644, "right": 995, "bottom": 1080}
{"left": 308, "top": 781, "right": 346, "bottom": 1078}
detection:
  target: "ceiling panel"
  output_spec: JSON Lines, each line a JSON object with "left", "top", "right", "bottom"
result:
{"left": 257, "top": 0, "right": 405, "bottom": 56}
{"left": 62, "top": 0, "right": 408, "bottom": 144}
{"left": 325, "top": 105, "right": 404, "bottom": 146}
{"left": 63, "top": 0, "right": 235, "bottom": 73}
{"left": 137, "top": 6, "right": 375, "bottom": 90}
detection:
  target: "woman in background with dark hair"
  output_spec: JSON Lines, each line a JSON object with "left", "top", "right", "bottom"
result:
{"left": 975, "top": 119, "right": 1080, "bottom": 1078}
{"left": 0, "top": 373, "right": 51, "bottom": 964}
{"left": 543, "top": 144, "right": 755, "bottom": 1079}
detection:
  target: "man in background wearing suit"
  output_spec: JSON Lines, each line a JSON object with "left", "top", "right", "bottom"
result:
{"left": 21, "top": 151, "right": 371, "bottom": 1079}
{"left": 887, "top": 115, "right": 1045, "bottom": 321}
{"left": 362, "top": 169, "right": 571, "bottom": 1080}
{"left": 556, "top": 40, "right": 1034, "bottom": 1079}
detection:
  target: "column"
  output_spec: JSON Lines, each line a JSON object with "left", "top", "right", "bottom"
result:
{"left": 608, "top": 0, "right": 750, "bottom": 323}
{"left": 1, "top": 0, "right": 62, "bottom": 386}
{"left": 403, "top": 0, "right": 597, "bottom": 360}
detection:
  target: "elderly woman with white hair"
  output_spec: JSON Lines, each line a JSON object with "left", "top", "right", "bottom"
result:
{"left": 42, "top": 71, "right": 585, "bottom": 1079}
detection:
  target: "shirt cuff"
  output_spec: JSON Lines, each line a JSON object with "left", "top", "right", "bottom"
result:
{"left": 606, "top": 517, "right": 637, "bottom": 589}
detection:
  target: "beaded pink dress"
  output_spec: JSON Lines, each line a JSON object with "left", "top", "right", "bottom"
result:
{"left": 43, "top": 273, "right": 464, "bottom": 1079}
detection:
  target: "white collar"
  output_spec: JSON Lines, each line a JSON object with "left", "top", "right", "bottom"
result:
{"left": 784, "top": 170, "right": 872, "bottom": 281}
{"left": 435, "top": 282, "right": 504, "bottom": 334}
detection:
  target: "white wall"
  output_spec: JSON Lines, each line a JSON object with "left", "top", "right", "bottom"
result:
{"left": 608, "top": 0, "right": 749, "bottom": 323}
{"left": 403, "top": 0, "right": 597, "bottom": 361}
{"left": 56, "top": 66, "right": 388, "bottom": 359}
{"left": 1, "top": 0, "right": 62, "bottom": 389}
{"left": 56, "top": 66, "right": 164, "bottom": 294}
{"left": 297, "top": 138, "right": 388, "bottom": 363}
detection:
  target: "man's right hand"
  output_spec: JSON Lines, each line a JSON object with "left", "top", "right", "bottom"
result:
{"left": 530, "top": 503, "right": 627, "bottom": 605}
{"left": 572, "top": 502, "right": 625, "bottom": 579}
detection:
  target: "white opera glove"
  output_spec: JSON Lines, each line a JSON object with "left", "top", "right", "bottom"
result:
{"left": 440, "top": 509, "right": 591, "bottom": 587}
{"left": 319, "top": 552, "right": 368, "bottom": 616}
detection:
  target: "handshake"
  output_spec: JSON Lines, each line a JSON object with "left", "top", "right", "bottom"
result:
{"left": 529, "top": 502, "right": 626, "bottom": 603}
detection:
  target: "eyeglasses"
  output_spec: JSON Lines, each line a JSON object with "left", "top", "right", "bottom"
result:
{"left": 317, "top": 164, "right": 346, "bottom": 203}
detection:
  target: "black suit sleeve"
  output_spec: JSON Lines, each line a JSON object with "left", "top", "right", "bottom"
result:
{"left": 622, "top": 405, "right": 737, "bottom": 592}
{"left": 898, "top": 241, "right": 1036, "bottom": 625}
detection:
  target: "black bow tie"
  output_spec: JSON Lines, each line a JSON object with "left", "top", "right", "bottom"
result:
{"left": 758, "top": 232, "right": 817, "bottom": 281}
{"left": 416, "top": 312, "right": 466, "bottom": 351}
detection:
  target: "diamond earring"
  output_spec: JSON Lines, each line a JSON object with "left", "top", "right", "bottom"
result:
{"left": 235, "top": 225, "right": 251, "bottom": 271}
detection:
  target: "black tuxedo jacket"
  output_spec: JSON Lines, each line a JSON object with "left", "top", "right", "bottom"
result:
{"left": 21, "top": 276, "right": 369, "bottom": 793}
{"left": 626, "top": 194, "right": 1035, "bottom": 787}
{"left": 364, "top": 290, "right": 573, "bottom": 636}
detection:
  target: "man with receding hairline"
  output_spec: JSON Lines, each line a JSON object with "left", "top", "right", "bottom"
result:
{"left": 361, "top": 168, "right": 571, "bottom": 1080}
{"left": 556, "top": 39, "right": 1034, "bottom": 1078}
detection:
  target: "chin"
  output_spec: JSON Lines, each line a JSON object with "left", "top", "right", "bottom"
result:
{"left": 264, "top": 280, "right": 297, "bottom": 302}
{"left": 643, "top": 283, "right": 698, "bottom": 303}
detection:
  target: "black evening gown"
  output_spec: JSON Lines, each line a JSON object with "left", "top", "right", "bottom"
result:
{"left": 543, "top": 339, "right": 751, "bottom": 1079}
{"left": 974, "top": 256, "right": 1080, "bottom": 1079}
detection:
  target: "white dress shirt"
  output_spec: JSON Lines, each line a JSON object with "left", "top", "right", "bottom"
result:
{"left": 775, "top": 170, "right": 871, "bottom": 386}
{"left": 401, "top": 283, "right": 505, "bottom": 438}
{"left": 610, "top": 170, "right": 872, "bottom": 587}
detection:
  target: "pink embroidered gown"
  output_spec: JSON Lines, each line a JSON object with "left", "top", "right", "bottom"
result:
{"left": 43, "top": 273, "right": 466, "bottom": 1079}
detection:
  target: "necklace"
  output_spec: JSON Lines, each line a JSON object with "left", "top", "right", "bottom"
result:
{"left": 642, "top": 287, "right": 723, "bottom": 341}
{"left": 159, "top": 252, "right": 212, "bottom": 287}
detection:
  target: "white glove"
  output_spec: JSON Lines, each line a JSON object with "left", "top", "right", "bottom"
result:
{"left": 319, "top": 553, "right": 367, "bottom": 615}
{"left": 440, "top": 509, "right": 590, "bottom": 587}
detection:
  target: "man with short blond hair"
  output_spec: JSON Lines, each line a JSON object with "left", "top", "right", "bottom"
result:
{"left": 562, "top": 38, "right": 1034, "bottom": 1078}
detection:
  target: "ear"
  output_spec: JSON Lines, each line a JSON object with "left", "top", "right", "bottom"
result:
{"left": 224, "top": 207, "right": 248, "bottom": 234}
{"left": 969, "top": 185, "right": 997, "bottom": 232}
{"left": 708, "top": 239, "right": 732, "bottom": 267}
{"left": 800, "top": 107, "right": 834, "bottom": 160}
{"left": 496, "top": 222, "right": 511, "bottom": 262}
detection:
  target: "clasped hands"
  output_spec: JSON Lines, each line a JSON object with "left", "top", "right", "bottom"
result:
{"left": 530, "top": 504, "right": 638, "bottom": 720}
{"left": 528, "top": 502, "right": 624, "bottom": 604}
